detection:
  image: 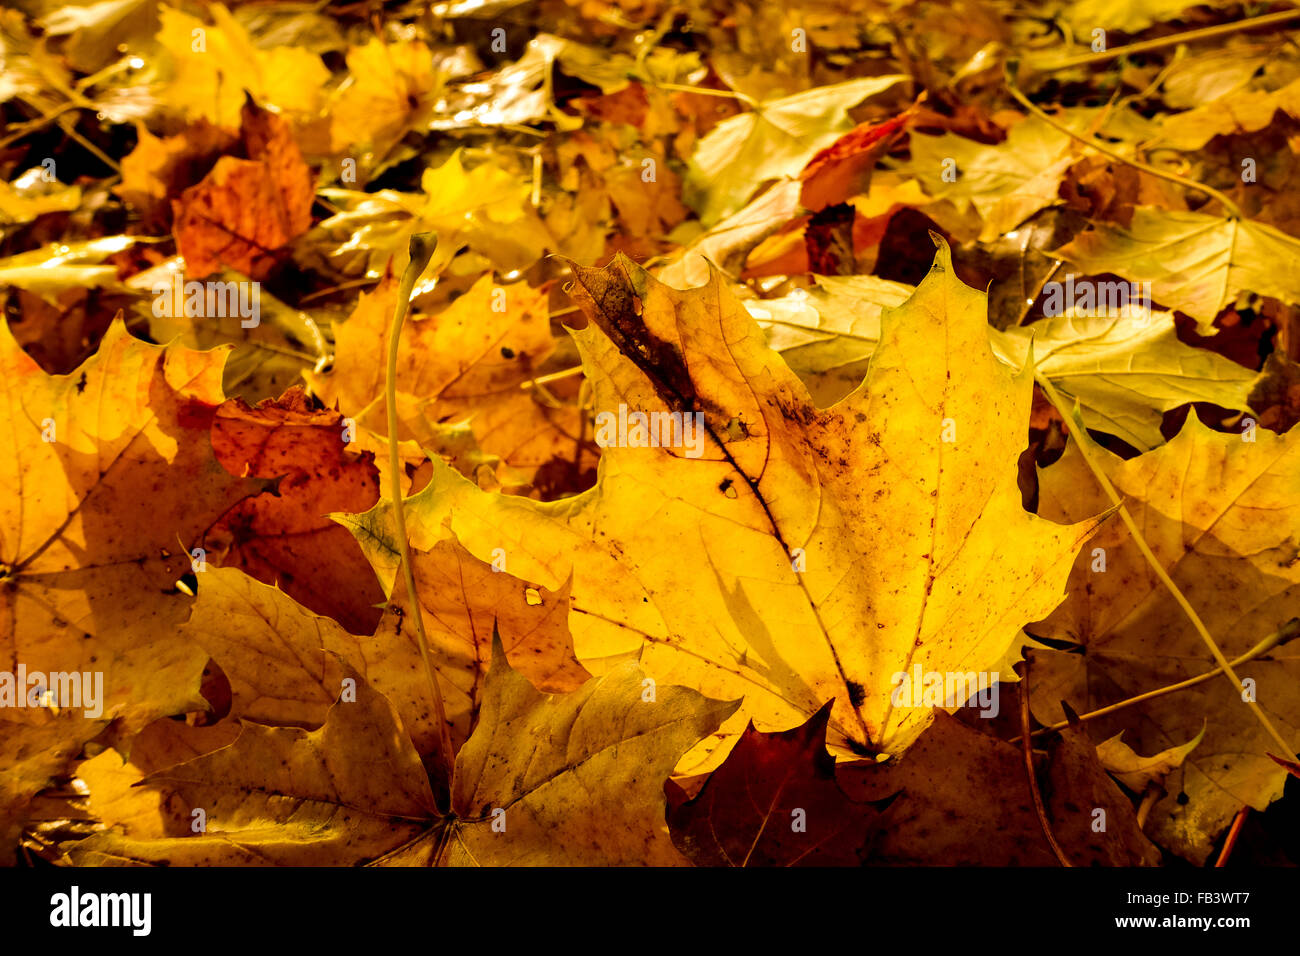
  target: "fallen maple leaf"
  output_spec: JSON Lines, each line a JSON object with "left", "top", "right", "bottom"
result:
{"left": 116, "top": 120, "right": 238, "bottom": 228}
{"left": 328, "top": 37, "right": 456, "bottom": 157}
{"left": 798, "top": 110, "right": 916, "bottom": 212}
{"left": 0, "top": 236, "right": 138, "bottom": 296}
{"left": 307, "top": 271, "right": 596, "bottom": 495}
{"left": 0, "top": 319, "right": 268, "bottom": 846}
{"left": 63, "top": 668, "right": 439, "bottom": 866}
{"left": 1052, "top": 206, "right": 1300, "bottom": 328}
{"left": 749, "top": 281, "right": 1258, "bottom": 448}
{"left": 343, "top": 237, "right": 1101, "bottom": 765}
{"left": 11, "top": 0, "right": 1300, "bottom": 875}
{"left": 172, "top": 98, "right": 315, "bottom": 280}
{"left": 667, "top": 703, "right": 878, "bottom": 866}
{"left": 1152, "top": 77, "right": 1300, "bottom": 150}
{"left": 154, "top": 4, "right": 328, "bottom": 128}
{"left": 908, "top": 115, "right": 1074, "bottom": 240}
{"left": 684, "top": 75, "right": 906, "bottom": 226}
{"left": 0, "top": 169, "right": 80, "bottom": 225}
{"left": 310, "top": 149, "right": 552, "bottom": 281}
{"left": 428, "top": 640, "right": 738, "bottom": 866}
{"left": 208, "top": 386, "right": 386, "bottom": 635}
{"left": 57, "top": 643, "right": 732, "bottom": 866}
{"left": 745, "top": 274, "right": 916, "bottom": 404}
{"left": 1031, "top": 420, "right": 1300, "bottom": 863}
{"left": 1096, "top": 724, "right": 1206, "bottom": 792}
{"left": 61, "top": 717, "right": 242, "bottom": 844}
{"left": 838, "top": 712, "right": 1159, "bottom": 865}
{"left": 989, "top": 312, "right": 1257, "bottom": 449}
{"left": 1040, "top": 724, "right": 1164, "bottom": 866}
{"left": 181, "top": 543, "right": 587, "bottom": 758}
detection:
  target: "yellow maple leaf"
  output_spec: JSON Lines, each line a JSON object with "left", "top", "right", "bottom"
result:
{"left": 0, "top": 319, "right": 268, "bottom": 845}
{"left": 180, "top": 554, "right": 587, "bottom": 758}
{"left": 329, "top": 38, "right": 452, "bottom": 157}
{"left": 342, "top": 237, "right": 1101, "bottom": 764}
{"left": 155, "top": 4, "right": 328, "bottom": 127}
{"left": 430, "top": 645, "right": 737, "bottom": 866}
{"left": 62, "top": 671, "right": 439, "bottom": 866}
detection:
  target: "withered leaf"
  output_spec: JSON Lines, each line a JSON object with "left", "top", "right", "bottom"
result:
{"left": 172, "top": 99, "right": 314, "bottom": 280}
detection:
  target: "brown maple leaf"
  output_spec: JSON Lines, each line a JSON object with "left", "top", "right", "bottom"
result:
{"left": 667, "top": 703, "right": 879, "bottom": 866}
{"left": 172, "top": 98, "right": 314, "bottom": 280}
{"left": 209, "top": 385, "right": 386, "bottom": 635}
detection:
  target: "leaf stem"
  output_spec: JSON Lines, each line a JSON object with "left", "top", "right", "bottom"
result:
{"left": 1214, "top": 805, "right": 1249, "bottom": 866}
{"left": 1033, "top": 373, "right": 1298, "bottom": 760}
{"left": 1016, "top": 259, "right": 1062, "bottom": 326}
{"left": 1135, "top": 784, "right": 1160, "bottom": 829}
{"left": 57, "top": 114, "right": 121, "bottom": 174}
{"left": 387, "top": 233, "right": 456, "bottom": 793}
{"left": 1003, "top": 66, "right": 1243, "bottom": 219}
{"left": 1011, "top": 619, "right": 1299, "bottom": 742}
{"left": 1035, "top": 10, "right": 1300, "bottom": 73}
{"left": 517, "top": 365, "right": 584, "bottom": 390}
{"left": 651, "top": 81, "right": 756, "bottom": 105}
{"left": 1018, "top": 663, "right": 1072, "bottom": 866}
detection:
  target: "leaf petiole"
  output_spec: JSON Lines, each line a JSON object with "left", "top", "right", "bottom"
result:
{"left": 386, "top": 232, "right": 456, "bottom": 800}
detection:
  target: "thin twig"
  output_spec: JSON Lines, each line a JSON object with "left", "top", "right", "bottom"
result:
{"left": 1004, "top": 65, "right": 1243, "bottom": 219}
{"left": 300, "top": 277, "right": 379, "bottom": 304}
{"left": 651, "top": 81, "right": 756, "bottom": 105}
{"left": 57, "top": 115, "right": 120, "bottom": 174}
{"left": 1009, "top": 620, "right": 1299, "bottom": 743}
{"left": 0, "top": 103, "right": 79, "bottom": 150}
{"left": 1035, "top": 10, "right": 1300, "bottom": 73}
{"left": 1034, "top": 374, "right": 1298, "bottom": 760}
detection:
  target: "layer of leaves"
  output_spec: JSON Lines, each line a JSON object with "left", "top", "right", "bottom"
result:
{"left": 5, "top": 0, "right": 1300, "bottom": 871}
